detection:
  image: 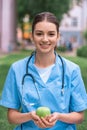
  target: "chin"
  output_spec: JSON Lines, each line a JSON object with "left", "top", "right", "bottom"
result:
{"left": 39, "top": 49, "right": 53, "bottom": 54}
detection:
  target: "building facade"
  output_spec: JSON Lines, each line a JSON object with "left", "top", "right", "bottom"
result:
{"left": 59, "top": 0, "right": 87, "bottom": 49}
{"left": 0, "top": 0, "right": 16, "bottom": 52}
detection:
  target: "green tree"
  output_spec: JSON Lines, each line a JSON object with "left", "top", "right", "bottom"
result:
{"left": 83, "top": 30, "right": 87, "bottom": 43}
{"left": 17, "top": 0, "right": 70, "bottom": 24}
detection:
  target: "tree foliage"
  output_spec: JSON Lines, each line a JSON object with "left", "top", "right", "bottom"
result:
{"left": 17, "top": 0, "right": 70, "bottom": 24}
{"left": 83, "top": 30, "right": 87, "bottom": 42}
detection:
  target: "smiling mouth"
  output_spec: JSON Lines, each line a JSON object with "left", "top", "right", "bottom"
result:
{"left": 40, "top": 43, "right": 51, "bottom": 48}
{"left": 40, "top": 43, "right": 51, "bottom": 46}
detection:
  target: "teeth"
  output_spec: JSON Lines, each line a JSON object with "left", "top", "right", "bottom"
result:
{"left": 40, "top": 43, "right": 50, "bottom": 45}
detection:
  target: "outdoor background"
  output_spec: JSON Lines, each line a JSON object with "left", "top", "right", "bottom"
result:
{"left": 0, "top": 0, "right": 87, "bottom": 130}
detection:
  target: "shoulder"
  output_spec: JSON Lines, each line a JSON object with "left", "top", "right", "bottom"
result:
{"left": 59, "top": 56, "right": 80, "bottom": 74}
{"left": 63, "top": 57, "right": 78, "bottom": 68}
{"left": 10, "top": 57, "right": 29, "bottom": 72}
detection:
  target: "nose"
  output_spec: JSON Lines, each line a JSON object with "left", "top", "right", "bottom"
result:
{"left": 42, "top": 34, "right": 48, "bottom": 42}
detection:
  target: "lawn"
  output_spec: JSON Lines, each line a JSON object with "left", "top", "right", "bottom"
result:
{"left": 0, "top": 50, "right": 87, "bottom": 130}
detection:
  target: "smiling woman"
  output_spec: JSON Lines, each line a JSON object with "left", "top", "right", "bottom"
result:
{"left": 0, "top": 12, "right": 87, "bottom": 130}
{"left": 32, "top": 21, "right": 59, "bottom": 54}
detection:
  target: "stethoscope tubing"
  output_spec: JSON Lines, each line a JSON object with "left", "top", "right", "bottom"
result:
{"left": 22, "top": 51, "right": 64, "bottom": 94}
{"left": 58, "top": 55, "right": 64, "bottom": 94}
{"left": 21, "top": 52, "right": 64, "bottom": 129}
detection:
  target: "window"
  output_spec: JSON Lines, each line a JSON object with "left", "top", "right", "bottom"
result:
{"left": 71, "top": 17, "right": 78, "bottom": 27}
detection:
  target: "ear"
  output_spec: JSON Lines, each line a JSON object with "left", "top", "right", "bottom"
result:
{"left": 57, "top": 33, "right": 60, "bottom": 40}
{"left": 55, "top": 33, "right": 60, "bottom": 49}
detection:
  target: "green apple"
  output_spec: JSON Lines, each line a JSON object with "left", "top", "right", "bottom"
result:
{"left": 36, "top": 106, "right": 51, "bottom": 117}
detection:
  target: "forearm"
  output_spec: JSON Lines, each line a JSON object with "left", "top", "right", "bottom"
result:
{"left": 7, "top": 108, "right": 32, "bottom": 124}
{"left": 58, "top": 112, "right": 84, "bottom": 124}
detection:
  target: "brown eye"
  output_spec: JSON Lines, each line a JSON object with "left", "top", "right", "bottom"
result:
{"left": 35, "top": 31, "right": 43, "bottom": 36}
{"left": 49, "top": 33, "right": 55, "bottom": 36}
{"left": 36, "top": 33, "right": 42, "bottom": 36}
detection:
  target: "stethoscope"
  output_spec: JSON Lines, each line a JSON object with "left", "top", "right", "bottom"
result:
{"left": 21, "top": 51, "right": 64, "bottom": 129}
{"left": 22, "top": 51, "right": 64, "bottom": 103}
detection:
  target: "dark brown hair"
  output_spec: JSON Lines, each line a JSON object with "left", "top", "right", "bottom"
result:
{"left": 32, "top": 12, "right": 59, "bottom": 34}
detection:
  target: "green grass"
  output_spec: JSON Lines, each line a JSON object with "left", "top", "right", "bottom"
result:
{"left": 0, "top": 50, "right": 87, "bottom": 130}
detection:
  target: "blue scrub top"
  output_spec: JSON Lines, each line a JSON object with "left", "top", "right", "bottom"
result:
{"left": 0, "top": 53, "right": 87, "bottom": 130}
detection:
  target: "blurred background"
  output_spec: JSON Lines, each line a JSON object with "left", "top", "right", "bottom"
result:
{"left": 0, "top": 1, "right": 87, "bottom": 130}
{"left": 0, "top": 0, "right": 87, "bottom": 55}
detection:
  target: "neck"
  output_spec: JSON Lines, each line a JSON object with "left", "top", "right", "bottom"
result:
{"left": 35, "top": 51, "right": 56, "bottom": 68}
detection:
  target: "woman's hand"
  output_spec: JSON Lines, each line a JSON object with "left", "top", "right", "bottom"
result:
{"left": 30, "top": 111, "right": 52, "bottom": 128}
{"left": 7, "top": 109, "right": 58, "bottom": 127}
{"left": 30, "top": 111, "right": 84, "bottom": 128}
{"left": 32, "top": 112, "right": 59, "bottom": 128}
{"left": 30, "top": 111, "right": 40, "bottom": 122}
{"left": 46, "top": 111, "right": 84, "bottom": 124}
{"left": 47, "top": 112, "right": 59, "bottom": 123}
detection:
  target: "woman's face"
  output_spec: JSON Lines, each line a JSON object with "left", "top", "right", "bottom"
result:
{"left": 32, "top": 21, "right": 59, "bottom": 54}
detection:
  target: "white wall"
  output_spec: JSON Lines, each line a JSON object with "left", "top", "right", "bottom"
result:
{"left": 60, "top": 0, "right": 87, "bottom": 32}
{"left": 81, "top": 0, "right": 87, "bottom": 29}
{"left": 0, "top": 0, "right": 2, "bottom": 49}
{"left": 1, "top": 0, "right": 16, "bottom": 52}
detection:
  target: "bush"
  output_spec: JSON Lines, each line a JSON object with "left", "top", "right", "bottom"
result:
{"left": 56, "top": 46, "right": 67, "bottom": 52}
{"left": 83, "top": 30, "right": 87, "bottom": 42}
{"left": 77, "top": 45, "right": 87, "bottom": 58}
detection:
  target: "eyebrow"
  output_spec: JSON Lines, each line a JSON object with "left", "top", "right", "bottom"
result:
{"left": 35, "top": 30, "right": 42, "bottom": 32}
{"left": 35, "top": 30, "right": 56, "bottom": 33}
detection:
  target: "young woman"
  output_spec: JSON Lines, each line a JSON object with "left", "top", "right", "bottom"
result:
{"left": 0, "top": 12, "right": 87, "bottom": 130}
